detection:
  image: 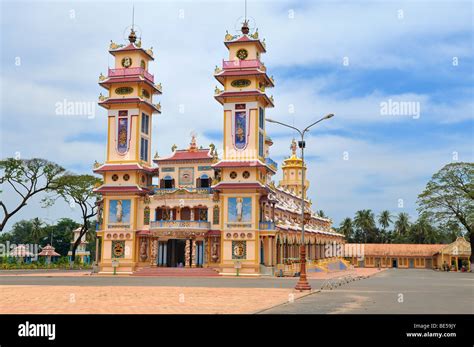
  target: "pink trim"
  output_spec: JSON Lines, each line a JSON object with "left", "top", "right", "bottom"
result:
{"left": 108, "top": 67, "right": 154, "bottom": 83}
{"left": 222, "top": 59, "right": 263, "bottom": 70}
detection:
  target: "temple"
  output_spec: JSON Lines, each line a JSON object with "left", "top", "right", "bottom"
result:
{"left": 93, "top": 21, "right": 345, "bottom": 275}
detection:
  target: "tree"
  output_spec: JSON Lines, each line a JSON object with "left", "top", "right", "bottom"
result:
{"left": 317, "top": 210, "right": 327, "bottom": 219}
{"left": 0, "top": 158, "right": 65, "bottom": 231}
{"left": 418, "top": 162, "right": 474, "bottom": 263}
{"left": 42, "top": 218, "right": 79, "bottom": 257}
{"left": 338, "top": 217, "right": 354, "bottom": 241}
{"left": 377, "top": 210, "right": 392, "bottom": 243}
{"left": 394, "top": 212, "right": 411, "bottom": 241}
{"left": 45, "top": 174, "right": 101, "bottom": 262}
{"left": 353, "top": 209, "right": 377, "bottom": 242}
{"left": 409, "top": 214, "right": 437, "bottom": 244}
{"left": 30, "top": 217, "right": 45, "bottom": 245}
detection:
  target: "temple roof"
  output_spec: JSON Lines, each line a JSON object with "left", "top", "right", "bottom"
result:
{"left": 214, "top": 90, "right": 274, "bottom": 107}
{"left": 282, "top": 139, "right": 304, "bottom": 169}
{"left": 155, "top": 148, "right": 213, "bottom": 162}
{"left": 224, "top": 34, "right": 266, "bottom": 53}
{"left": 109, "top": 42, "right": 155, "bottom": 61}
{"left": 345, "top": 243, "right": 446, "bottom": 257}
{"left": 38, "top": 245, "right": 60, "bottom": 257}
{"left": 214, "top": 69, "right": 274, "bottom": 87}
{"left": 93, "top": 163, "right": 157, "bottom": 174}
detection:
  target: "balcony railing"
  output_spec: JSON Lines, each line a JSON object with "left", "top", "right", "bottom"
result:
{"left": 259, "top": 221, "right": 275, "bottom": 230}
{"left": 108, "top": 67, "right": 154, "bottom": 83}
{"left": 150, "top": 220, "right": 211, "bottom": 230}
{"left": 151, "top": 187, "right": 212, "bottom": 195}
{"left": 222, "top": 59, "right": 263, "bottom": 70}
{"left": 265, "top": 157, "right": 278, "bottom": 171}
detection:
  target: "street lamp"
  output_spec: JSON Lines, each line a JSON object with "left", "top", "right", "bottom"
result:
{"left": 266, "top": 113, "right": 334, "bottom": 291}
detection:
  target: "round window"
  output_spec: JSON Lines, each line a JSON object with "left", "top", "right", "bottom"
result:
{"left": 236, "top": 49, "right": 248, "bottom": 60}
{"left": 123, "top": 174, "right": 130, "bottom": 181}
{"left": 230, "top": 171, "right": 237, "bottom": 179}
{"left": 243, "top": 171, "right": 250, "bottom": 179}
{"left": 112, "top": 174, "right": 119, "bottom": 181}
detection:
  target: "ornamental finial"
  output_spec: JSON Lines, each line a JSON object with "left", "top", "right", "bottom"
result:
{"left": 189, "top": 131, "right": 197, "bottom": 151}
{"left": 241, "top": 19, "right": 250, "bottom": 35}
{"left": 128, "top": 28, "right": 137, "bottom": 43}
{"left": 291, "top": 138, "right": 297, "bottom": 156}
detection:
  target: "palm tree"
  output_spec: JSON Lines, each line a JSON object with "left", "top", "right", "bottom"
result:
{"left": 353, "top": 210, "right": 376, "bottom": 243}
{"left": 394, "top": 212, "right": 410, "bottom": 240}
{"left": 378, "top": 210, "right": 392, "bottom": 243}
{"left": 338, "top": 218, "right": 354, "bottom": 241}
{"left": 317, "top": 210, "right": 327, "bottom": 218}
{"left": 30, "top": 217, "right": 45, "bottom": 245}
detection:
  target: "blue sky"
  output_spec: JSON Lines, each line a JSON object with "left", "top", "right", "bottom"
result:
{"left": 0, "top": 0, "right": 473, "bottom": 231}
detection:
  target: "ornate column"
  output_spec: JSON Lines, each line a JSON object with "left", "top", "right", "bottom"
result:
{"left": 185, "top": 239, "right": 191, "bottom": 267}
{"left": 204, "top": 239, "right": 209, "bottom": 265}
{"left": 191, "top": 240, "right": 197, "bottom": 267}
{"left": 139, "top": 237, "right": 149, "bottom": 263}
{"left": 150, "top": 238, "right": 158, "bottom": 267}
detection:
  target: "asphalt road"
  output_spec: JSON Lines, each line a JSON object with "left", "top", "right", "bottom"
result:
{"left": 261, "top": 269, "right": 474, "bottom": 314}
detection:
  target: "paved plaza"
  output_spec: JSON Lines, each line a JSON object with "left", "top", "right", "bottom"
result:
{"left": 0, "top": 269, "right": 471, "bottom": 314}
{"left": 263, "top": 269, "right": 474, "bottom": 314}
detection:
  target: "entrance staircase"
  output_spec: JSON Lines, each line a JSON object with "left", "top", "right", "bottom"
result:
{"left": 132, "top": 267, "right": 221, "bottom": 277}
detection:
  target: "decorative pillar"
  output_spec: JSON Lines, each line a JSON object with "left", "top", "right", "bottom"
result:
{"left": 271, "top": 203, "right": 276, "bottom": 222}
{"left": 204, "top": 239, "right": 208, "bottom": 265}
{"left": 267, "top": 237, "right": 273, "bottom": 266}
{"left": 185, "top": 239, "right": 191, "bottom": 267}
{"left": 191, "top": 240, "right": 197, "bottom": 267}
{"left": 150, "top": 238, "right": 158, "bottom": 267}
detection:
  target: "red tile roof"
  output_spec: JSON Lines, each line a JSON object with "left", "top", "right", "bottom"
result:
{"left": 38, "top": 245, "right": 60, "bottom": 257}
{"left": 109, "top": 43, "right": 154, "bottom": 60}
{"left": 156, "top": 149, "right": 212, "bottom": 162}
{"left": 93, "top": 163, "right": 158, "bottom": 173}
{"left": 224, "top": 36, "right": 266, "bottom": 52}
{"left": 215, "top": 90, "right": 274, "bottom": 107}
{"left": 214, "top": 69, "right": 274, "bottom": 87}
{"left": 345, "top": 243, "right": 445, "bottom": 257}
{"left": 98, "top": 97, "right": 161, "bottom": 113}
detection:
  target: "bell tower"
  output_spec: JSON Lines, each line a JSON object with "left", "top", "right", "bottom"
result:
{"left": 94, "top": 26, "right": 161, "bottom": 274}
{"left": 98, "top": 28, "right": 161, "bottom": 166}
{"left": 279, "top": 139, "right": 309, "bottom": 197}
{"left": 212, "top": 19, "right": 277, "bottom": 275}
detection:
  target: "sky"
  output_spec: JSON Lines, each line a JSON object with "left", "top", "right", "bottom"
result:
{"left": 0, "top": 0, "right": 473, "bottom": 232}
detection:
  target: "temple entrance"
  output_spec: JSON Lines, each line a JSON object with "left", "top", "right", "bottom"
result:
{"left": 167, "top": 239, "right": 186, "bottom": 267}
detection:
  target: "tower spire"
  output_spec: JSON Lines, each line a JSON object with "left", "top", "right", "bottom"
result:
{"left": 128, "top": 5, "right": 137, "bottom": 43}
{"left": 241, "top": 0, "right": 249, "bottom": 35}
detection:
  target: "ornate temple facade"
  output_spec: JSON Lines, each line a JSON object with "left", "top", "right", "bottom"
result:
{"left": 93, "top": 22, "right": 345, "bottom": 275}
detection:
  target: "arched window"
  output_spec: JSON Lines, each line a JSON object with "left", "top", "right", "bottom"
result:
{"left": 197, "top": 174, "right": 211, "bottom": 188}
{"left": 161, "top": 175, "right": 174, "bottom": 189}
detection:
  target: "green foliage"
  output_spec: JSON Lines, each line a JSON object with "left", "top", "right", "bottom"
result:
{"left": 0, "top": 158, "right": 66, "bottom": 231}
{"left": 0, "top": 217, "right": 80, "bottom": 260}
{"left": 418, "top": 162, "right": 473, "bottom": 261}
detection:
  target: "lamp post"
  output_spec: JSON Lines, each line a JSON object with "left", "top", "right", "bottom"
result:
{"left": 266, "top": 113, "right": 334, "bottom": 291}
